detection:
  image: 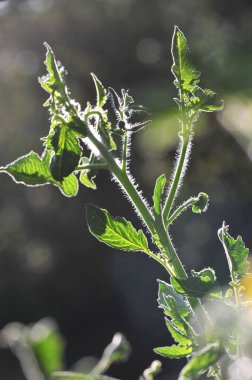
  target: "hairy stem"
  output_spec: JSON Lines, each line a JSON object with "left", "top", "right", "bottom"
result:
{"left": 86, "top": 126, "right": 156, "bottom": 235}
{"left": 86, "top": 125, "right": 189, "bottom": 278}
{"left": 86, "top": 123, "right": 210, "bottom": 328}
{"left": 165, "top": 198, "right": 195, "bottom": 227}
{"left": 163, "top": 134, "right": 190, "bottom": 221}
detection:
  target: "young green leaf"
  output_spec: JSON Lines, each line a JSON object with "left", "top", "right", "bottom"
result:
{"left": 179, "top": 343, "right": 221, "bottom": 379}
{"left": 191, "top": 268, "right": 216, "bottom": 282}
{"left": 192, "top": 88, "right": 224, "bottom": 112}
{"left": 154, "top": 345, "right": 192, "bottom": 359}
{"left": 45, "top": 124, "right": 82, "bottom": 181}
{"left": 171, "top": 274, "right": 222, "bottom": 300}
{"left": 1, "top": 150, "right": 78, "bottom": 197}
{"left": 158, "top": 280, "right": 189, "bottom": 318}
{"left": 191, "top": 192, "right": 209, "bottom": 214}
{"left": 152, "top": 174, "right": 166, "bottom": 216}
{"left": 165, "top": 318, "right": 192, "bottom": 346}
{"left": 86, "top": 204, "right": 149, "bottom": 252}
{"left": 171, "top": 26, "right": 200, "bottom": 94}
{"left": 171, "top": 27, "right": 223, "bottom": 115}
{"left": 80, "top": 170, "right": 97, "bottom": 190}
{"left": 98, "top": 120, "right": 117, "bottom": 151}
{"left": 91, "top": 73, "right": 107, "bottom": 109}
{"left": 39, "top": 43, "right": 68, "bottom": 104}
{"left": 218, "top": 223, "right": 250, "bottom": 277}
{"left": 158, "top": 281, "right": 191, "bottom": 335}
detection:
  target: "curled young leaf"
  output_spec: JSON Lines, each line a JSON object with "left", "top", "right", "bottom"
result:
{"left": 218, "top": 222, "right": 250, "bottom": 277}
{"left": 192, "top": 192, "right": 209, "bottom": 214}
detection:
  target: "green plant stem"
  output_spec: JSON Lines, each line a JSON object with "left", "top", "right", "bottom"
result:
{"left": 165, "top": 198, "right": 195, "bottom": 227}
{"left": 145, "top": 249, "right": 176, "bottom": 276}
{"left": 86, "top": 125, "right": 185, "bottom": 276}
{"left": 163, "top": 135, "right": 189, "bottom": 221}
{"left": 86, "top": 124, "right": 209, "bottom": 325}
{"left": 75, "top": 163, "right": 108, "bottom": 171}
{"left": 86, "top": 126, "right": 156, "bottom": 235}
{"left": 232, "top": 275, "right": 242, "bottom": 358}
{"left": 220, "top": 227, "right": 242, "bottom": 358}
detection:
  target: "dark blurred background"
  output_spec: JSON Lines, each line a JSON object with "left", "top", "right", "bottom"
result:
{"left": 0, "top": 0, "right": 252, "bottom": 379}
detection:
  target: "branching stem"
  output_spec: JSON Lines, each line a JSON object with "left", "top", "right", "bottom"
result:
{"left": 163, "top": 133, "right": 190, "bottom": 221}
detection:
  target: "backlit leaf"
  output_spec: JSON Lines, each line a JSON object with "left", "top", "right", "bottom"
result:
{"left": 218, "top": 223, "right": 250, "bottom": 277}
{"left": 154, "top": 345, "right": 192, "bottom": 359}
{"left": 158, "top": 280, "right": 191, "bottom": 334}
{"left": 179, "top": 343, "right": 221, "bottom": 379}
{"left": 152, "top": 174, "right": 166, "bottom": 216}
{"left": 91, "top": 73, "right": 107, "bottom": 109}
{"left": 165, "top": 318, "right": 192, "bottom": 346}
{"left": 158, "top": 280, "right": 189, "bottom": 318}
{"left": 192, "top": 88, "right": 224, "bottom": 112}
{"left": 46, "top": 124, "right": 82, "bottom": 181}
{"left": 171, "top": 26, "right": 200, "bottom": 94}
{"left": 80, "top": 170, "right": 96, "bottom": 190}
{"left": 1, "top": 150, "right": 78, "bottom": 197}
{"left": 86, "top": 204, "right": 149, "bottom": 252}
{"left": 171, "top": 273, "right": 222, "bottom": 300}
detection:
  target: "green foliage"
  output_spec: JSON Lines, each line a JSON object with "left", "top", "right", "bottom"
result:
{"left": 158, "top": 280, "right": 189, "bottom": 319}
{"left": 191, "top": 192, "right": 209, "bottom": 214}
{"left": 153, "top": 345, "right": 193, "bottom": 359}
{"left": 91, "top": 73, "right": 107, "bottom": 109}
{"left": 218, "top": 223, "right": 250, "bottom": 277}
{"left": 1, "top": 150, "right": 78, "bottom": 197}
{"left": 178, "top": 343, "right": 221, "bottom": 379}
{"left": 172, "top": 26, "right": 200, "bottom": 95}
{"left": 171, "top": 26, "right": 223, "bottom": 126}
{"left": 157, "top": 280, "right": 193, "bottom": 342}
{"left": 86, "top": 204, "right": 149, "bottom": 252}
{"left": 165, "top": 318, "right": 192, "bottom": 346}
{"left": 46, "top": 124, "right": 82, "bottom": 181}
{"left": 1, "top": 25, "right": 250, "bottom": 380}
{"left": 152, "top": 174, "right": 166, "bottom": 216}
{"left": 171, "top": 272, "right": 222, "bottom": 300}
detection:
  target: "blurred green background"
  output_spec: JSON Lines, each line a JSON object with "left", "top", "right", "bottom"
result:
{"left": 0, "top": 0, "right": 252, "bottom": 379}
